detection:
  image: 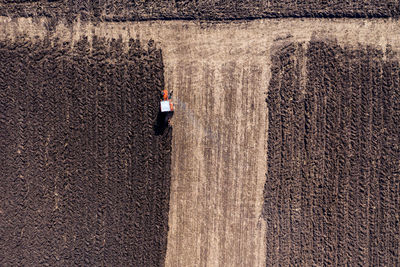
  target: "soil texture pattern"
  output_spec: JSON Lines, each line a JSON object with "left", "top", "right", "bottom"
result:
{"left": 0, "top": 0, "right": 399, "bottom": 21}
{"left": 264, "top": 40, "right": 400, "bottom": 266}
{"left": 0, "top": 36, "right": 171, "bottom": 266}
{"left": 1, "top": 18, "right": 400, "bottom": 267}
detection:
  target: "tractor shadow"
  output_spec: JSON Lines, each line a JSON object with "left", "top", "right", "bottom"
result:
{"left": 154, "top": 111, "right": 173, "bottom": 135}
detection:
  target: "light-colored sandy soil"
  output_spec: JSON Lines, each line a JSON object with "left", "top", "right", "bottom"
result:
{"left": 1, "top": 17, "right": 400, "bottom": 267}
{"left": 164, "top": 38, "right": 269, "bottom": 267}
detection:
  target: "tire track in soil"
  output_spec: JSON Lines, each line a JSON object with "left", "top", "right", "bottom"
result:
{"left": 263, "top": 40, "right": 400, "bottom": 266}
{"left": 0, "top": 36, "right": 172, "bottom": 266}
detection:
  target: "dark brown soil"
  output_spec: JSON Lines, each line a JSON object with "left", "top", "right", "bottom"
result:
{"left": 0, "top": 36, "right": 172, "bottom": 266}
{"left": 0, "top": 0, "right": 398, "bottom": 21}
{"left": 263, "top": 41, "right": 400, "bottom": 266}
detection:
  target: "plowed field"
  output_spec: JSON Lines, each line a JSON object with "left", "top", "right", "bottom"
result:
{"left": 264, "top": 40, "right": 400, "bottom": 266}
{"left": 1, "top": 0, "right": 399, "bottom": 20}
{"left": 0, "top": 36, "right": 171, "bottom": 266}
{"left": 1, "top": 18, "right": 400, "bottom": 267}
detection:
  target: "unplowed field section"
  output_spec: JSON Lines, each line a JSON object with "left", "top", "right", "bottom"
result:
{"left": 264, "top": 41, "right": 400, "bottom": 266}
{"left": 165, "top": 41, "right": 269, "bottom": 266}
{"left": 0, "top": 37, "right": 171, "bottom": 266}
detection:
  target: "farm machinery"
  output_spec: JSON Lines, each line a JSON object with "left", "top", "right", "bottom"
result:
{"left": 160, "top": 89, "right": 174, "bottom": 126}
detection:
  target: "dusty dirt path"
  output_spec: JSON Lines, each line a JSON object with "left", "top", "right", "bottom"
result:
{"left": 1, "top": 17, "right": 400, "bottom": 267}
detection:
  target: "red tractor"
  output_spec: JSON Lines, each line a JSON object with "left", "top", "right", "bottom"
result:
{"left": 160, "top": 89, "right": 174, "bottom": 126}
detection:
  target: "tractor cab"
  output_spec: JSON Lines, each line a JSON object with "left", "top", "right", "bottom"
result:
{"left": 160, "top": 99, "right": 173, "bottom": 112}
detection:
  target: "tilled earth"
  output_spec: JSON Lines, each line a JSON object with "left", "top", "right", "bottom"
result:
{"left": 0, "top": 36, "right": 171, "bottom": 266}
{"left": 264, "top": 40, "right": 400, "bottom": 266}
{"left": 0, "top": 0, "right": 398, "bottom": 21}
{"left": 1, "top": 18, "right": 400, "bottom": 267}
